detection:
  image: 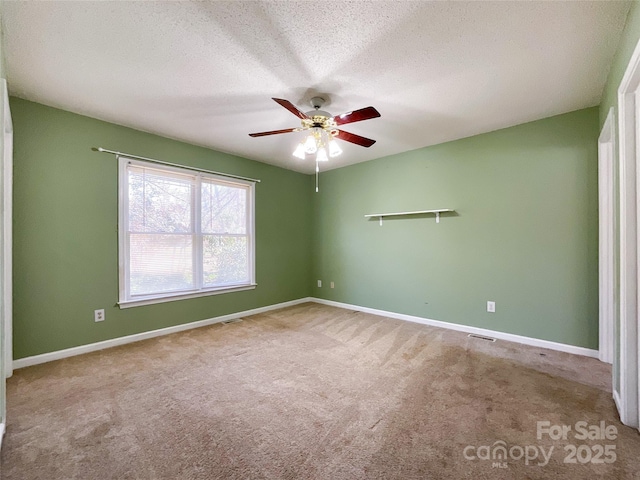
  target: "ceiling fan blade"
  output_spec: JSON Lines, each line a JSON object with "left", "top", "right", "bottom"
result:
{"left": 335, "top": 129, "right": 376, "bottom": 147}
{"left": 249, "top": 128, "right": 298, "bottom": 137}
{"left": 333, "top": 106, "right": 381, "bottom": 126}
{"left": 272, "top": 98, "right": 309, "bottom": 119}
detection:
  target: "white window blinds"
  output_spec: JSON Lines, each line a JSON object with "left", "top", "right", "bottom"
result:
{"left": 119, "top": 158, "right": 255, "bottom": 307}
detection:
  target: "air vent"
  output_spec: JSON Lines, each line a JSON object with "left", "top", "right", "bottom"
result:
{"left": 468, "top": 333, "right": 496, "bottom": 342}
{"left": 222, "top": 318, "right": 243, "bottom": 325}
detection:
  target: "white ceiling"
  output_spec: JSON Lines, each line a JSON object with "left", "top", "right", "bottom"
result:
{"left": 1, "top": 1, "right": 632, "bottom": 174}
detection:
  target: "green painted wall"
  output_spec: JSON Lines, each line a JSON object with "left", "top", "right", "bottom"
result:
{"left": 312, "top": 108, "right": 599, "bottom": 349}
{"left": 600, "top": 1, "right": 640, "bottom": 128}
{"left": 10, "top": 100, "right": 603, "bottom": 356}
{"left": 11, "top": 97, "right": 313, "bottom": 359}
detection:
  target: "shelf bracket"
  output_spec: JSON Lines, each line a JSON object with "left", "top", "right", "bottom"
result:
{"left": 436, "top": 212, "right": 440, "bottom": 224}
{"left": 379, "top": 216, "right": 383, "bottom": 226}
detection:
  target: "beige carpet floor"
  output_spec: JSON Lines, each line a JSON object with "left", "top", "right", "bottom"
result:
{"left": 1, "top": 302, "right": 639, "bottom": 479}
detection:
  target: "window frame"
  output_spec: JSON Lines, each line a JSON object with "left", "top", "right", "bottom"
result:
{"left": 118, "top": 156, "right": 256, "bottom": 308}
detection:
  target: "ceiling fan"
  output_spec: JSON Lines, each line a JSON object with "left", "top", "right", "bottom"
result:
{"left": 249, "top": 97, "right": 381, "bottom": 161}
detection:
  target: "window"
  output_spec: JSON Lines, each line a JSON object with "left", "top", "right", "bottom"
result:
{"left": 118, "top": 157, "right": 255, "bottom": 307}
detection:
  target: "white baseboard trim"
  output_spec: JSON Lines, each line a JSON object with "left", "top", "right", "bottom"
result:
{"left": 13, "top": 297, "right": 313, "bottom": 370}
{"left": 613, "top": 389, "right": 623, "bottom": 416}
{"left": 311, "top": 298, "right": 599, "bottom": 358}
{"left": 12, "top": 295, "right": 599, "bottom": 369}
{"left": 0, "top": 422, "right": 5, "bottom": 452}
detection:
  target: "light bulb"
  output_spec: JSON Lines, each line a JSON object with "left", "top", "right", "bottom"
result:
{"left": 316, "top": 147, "right": 328, "bottom": 162}
{"left": 328, "top": 139, "right": 342, "bottom": 157}
{"left": 304, "top": 135, "right": 317, "bottom": 154}
{"left": 292, "top": 143, "right": 306, "bottom": 159}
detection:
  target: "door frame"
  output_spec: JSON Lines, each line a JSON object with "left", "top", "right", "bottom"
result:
{"left": 0, "top": 78, "right": 11, "bottom": 450}
{"left": 2, "top": 79, "right": 11, "bottom": 381}
{"left": 599, "top": 107, "right": 615, "bottom": 365}
{"left": 617, "top": 37, "right": 640, "bottom": 428}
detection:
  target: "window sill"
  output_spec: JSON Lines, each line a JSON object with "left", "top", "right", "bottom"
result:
{"left": 118, "top": 284, "right": 257, "bottom": 309}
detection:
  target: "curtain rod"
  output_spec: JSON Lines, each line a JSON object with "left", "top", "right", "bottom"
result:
{"left": 91, "top": 147, "right": 261, "bottom": 183}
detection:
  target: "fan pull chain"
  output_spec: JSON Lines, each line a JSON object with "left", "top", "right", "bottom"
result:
{"left": 315, "top": 161, "right": 319, "bottom": 192}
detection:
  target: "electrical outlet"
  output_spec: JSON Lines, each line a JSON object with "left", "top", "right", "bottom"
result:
{"left": 330, "top": 282, "right": 335, "bottom": 289}
{"left": 487, "top": 301, "right": 496, "bottom": 313}
{"left": 317, "top": 280, "right": 322, "bottom": 288}
{"left": 94, "top": 309, "right": 105, "bottom": 322}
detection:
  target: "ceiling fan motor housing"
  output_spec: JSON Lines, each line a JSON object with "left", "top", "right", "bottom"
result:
{"left": 310, "top": 96, "right": 326, "bottom": 109}
{"left": 306, "top": 96, "right": 333, "bottom": 126}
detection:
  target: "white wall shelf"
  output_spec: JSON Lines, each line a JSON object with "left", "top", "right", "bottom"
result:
{"left": 364, "top": 209, "right": 455, "bottom": 226}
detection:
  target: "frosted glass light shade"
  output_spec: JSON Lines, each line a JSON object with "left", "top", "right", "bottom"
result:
{"left": 304, "top": 135, "right": 317, "bottom": 154}
{"left": 316, "top": 147, "right": 328, "bottom": 162}
{"left": 292, "top": 143, "right": 306, "bottom": 159}
{"left": 328, "top": 139, "right": 342, "bottom": 157}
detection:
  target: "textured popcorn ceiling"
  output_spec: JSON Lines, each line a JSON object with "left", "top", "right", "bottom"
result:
{"left": 1, "top": 1, "right": 632, "bottom": 173}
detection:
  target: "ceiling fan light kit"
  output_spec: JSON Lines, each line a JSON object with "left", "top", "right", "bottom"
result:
{"left": 249, "top": 96, "right": 381, "bottom": 192}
